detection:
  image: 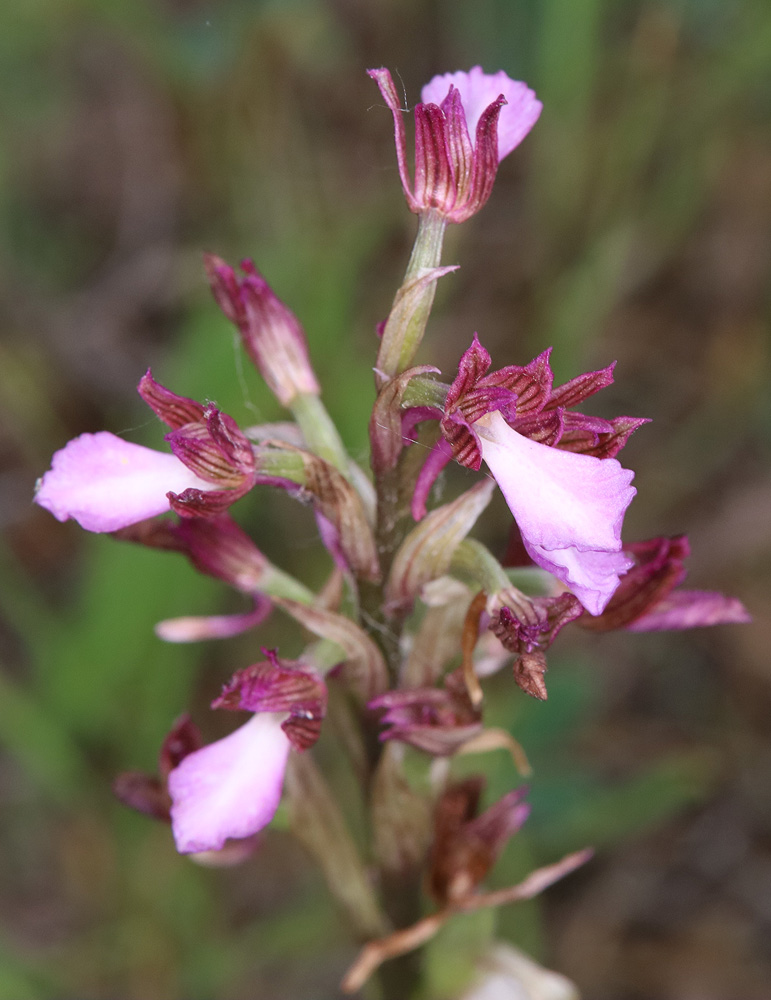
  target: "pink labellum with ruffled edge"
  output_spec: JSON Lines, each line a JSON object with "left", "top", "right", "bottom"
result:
{"left": 168, "top": 712, "right": 291, "bottom": 854}
{"left": 476, "top": 411, "right": 635, "bottom": 615}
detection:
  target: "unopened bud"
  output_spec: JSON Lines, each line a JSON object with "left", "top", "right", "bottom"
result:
{"left": 205, "top": 254, "right": 320, "bottom": 406}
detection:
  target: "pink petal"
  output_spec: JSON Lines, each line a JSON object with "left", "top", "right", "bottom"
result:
{"left": 35, "top": 432, "right": 212, "bottom": 532}
{"left": 154, "top": 598, "right": 272, "bottom": 643}
{"left": 477, "top": 411, "right": 635, "bottom": 615}
{"left": 168, "top": 713, "right": 290, "bottom": 854}
{"left": 421, "top": 67, "right": 542, "bottom": 161}
{"left": 529, "top": 545, "right": 634, "bottom": 618}
{"left": 628, "top": 589, "right": 752, "bottom": 631}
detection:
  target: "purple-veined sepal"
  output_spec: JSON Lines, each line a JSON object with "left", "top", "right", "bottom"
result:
{"left": 212, "top": 649, "right": 327, "bottom": 752}
{"left": 113, "top": 714, "right": 202, "bottom": 824}
{"left": 137, "top": 370, "right": 205, "bottom": 428}
{"left": 627, "top": 589, "right": 751, "bottom": 630}
{"left": 439, "top": 334, "right": 645, "bottom": 468}
{"left": 577, "top": 534, "right": 751, "bottom": 632}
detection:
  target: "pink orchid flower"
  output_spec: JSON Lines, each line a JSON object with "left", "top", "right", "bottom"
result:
{"left": 35, "top": 372, "right": 256, "bottom": 533}
{"left": 369, "top": 66, "right": 541, "bottom": 222}
{"left": 169, "top": 712, "right": 292, "bottom": 854}
{"left": 168, "top": 651, "right": 326, "bottom": 854}
{"left": 411, "top": 336, "right": 645, "bottom": 615}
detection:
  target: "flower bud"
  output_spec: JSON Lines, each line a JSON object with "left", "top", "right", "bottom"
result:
{"left": 205, "top": 255, "right": 319, "bottom": 406}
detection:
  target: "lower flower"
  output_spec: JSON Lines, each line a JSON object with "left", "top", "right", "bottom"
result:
{"left": 167, "top": 650, "right": 327, "bottom": 854}
{"left": 168, "top": 712, "right": 291, "bottom": 854}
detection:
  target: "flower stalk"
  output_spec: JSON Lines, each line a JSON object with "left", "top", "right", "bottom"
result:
{"left": 376, "top": 209, "right": 448, "bottom": 384}
{"left": 289, "top": 390, "right": 352, "bottom": 478}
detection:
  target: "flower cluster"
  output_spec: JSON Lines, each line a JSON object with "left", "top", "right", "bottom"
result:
{"left": 35, "top": 66, "right": 749, "bottom": 994}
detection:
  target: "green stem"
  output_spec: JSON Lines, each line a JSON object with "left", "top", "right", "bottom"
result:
{"left": 289, "top": 391, "right": 351, "bottom": 477}
{"left": 262, "top": 566, "right": 316, "bottom": 604}
{"left": 377, "top": 932, "right": 424, "bottom": 1000}
{"left": 376, "top": 210, "right": 448, "bottom": 380}
{"left": 403, "top": 208, "right": 447, "bottom": 282}
{"left": 285, "top": 754, "right": 388, "bottom": 941}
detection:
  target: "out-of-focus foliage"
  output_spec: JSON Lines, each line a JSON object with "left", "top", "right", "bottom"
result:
{"left": 0, "top": 1, "right": 769, "bottom": 997}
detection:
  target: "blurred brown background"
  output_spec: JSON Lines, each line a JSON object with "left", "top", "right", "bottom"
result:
{"left": 0, "top": 0, "right": 769, "bottom": 997}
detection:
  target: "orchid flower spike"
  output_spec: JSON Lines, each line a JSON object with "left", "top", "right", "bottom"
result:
{"left": 368, "top": 66, "right": 542, "bottom": 223}
{"left": 34, "top": 372, "right": 256, "bottom": 532}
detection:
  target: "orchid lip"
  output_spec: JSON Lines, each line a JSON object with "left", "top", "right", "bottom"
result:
{"left": 34, "top": 432, "right": 214, "bottom": 533}
{"left": 168, "top": 713, "right": 291, "bottom": 854}
{"left": 476, "top": 411, "right": 636, "bottom": 615}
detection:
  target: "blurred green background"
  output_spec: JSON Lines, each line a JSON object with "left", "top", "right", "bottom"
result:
{"left": 1, "top": 0, "right": 769, "bottom": 997}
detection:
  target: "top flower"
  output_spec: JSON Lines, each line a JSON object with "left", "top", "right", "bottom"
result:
{"left": 368, "top": 66, "right": 542, "bottom": 223}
